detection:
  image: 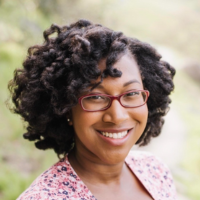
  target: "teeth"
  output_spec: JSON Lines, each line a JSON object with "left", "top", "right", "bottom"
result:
{"left": 100, "top": 131, "right": 128, "bottom": 139}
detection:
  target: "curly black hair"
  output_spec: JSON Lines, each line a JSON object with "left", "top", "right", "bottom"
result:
{"left": 8, "top": 19, "right": 175, "bottom": 157}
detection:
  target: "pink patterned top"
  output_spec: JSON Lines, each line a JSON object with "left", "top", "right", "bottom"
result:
{"left": 17, "top": 151, "right": 176, "bottom": 200}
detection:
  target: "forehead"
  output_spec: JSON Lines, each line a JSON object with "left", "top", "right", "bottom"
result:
{"left": 98, "top": 54, "right": 142, "bottom": 80}
{"left": 92, "top": 54, "right": 143, "bottom": 93}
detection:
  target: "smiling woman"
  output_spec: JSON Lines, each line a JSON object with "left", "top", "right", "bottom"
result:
{"left": 8, "top": 19, "right": 176, "bottom": 200}
{"left": 70, "top": 55, "right": 149, "bottom": 166}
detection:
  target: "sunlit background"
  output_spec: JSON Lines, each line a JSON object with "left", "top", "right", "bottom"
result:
{"left": 0, "top": 0, "right": 200, "bottom": 200}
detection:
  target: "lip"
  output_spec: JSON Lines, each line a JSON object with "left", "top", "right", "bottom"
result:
{"left": 96, "top": 128, "right": 133, "bottom": 146}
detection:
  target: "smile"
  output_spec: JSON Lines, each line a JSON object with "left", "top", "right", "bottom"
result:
{"left": 99, "top": 130, "right": 129, "bottom": 139}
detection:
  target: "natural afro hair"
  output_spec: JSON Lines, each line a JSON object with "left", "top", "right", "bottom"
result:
{"left": 8, "top": 19, "right": 175, "bottom": 157}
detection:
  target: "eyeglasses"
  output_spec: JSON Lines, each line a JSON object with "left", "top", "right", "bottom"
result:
{"left": 78, "top": 90, "right": 150, "bottom": 112}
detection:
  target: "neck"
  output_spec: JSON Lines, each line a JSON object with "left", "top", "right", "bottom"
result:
{"left": 68, "top": 148, "right": 127, "bottom": 185}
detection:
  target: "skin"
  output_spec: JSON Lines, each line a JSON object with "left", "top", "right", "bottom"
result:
{"left": 68, "top": 54, "right": 153, "bottom": 200}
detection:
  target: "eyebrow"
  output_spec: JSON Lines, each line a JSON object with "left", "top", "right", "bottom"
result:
{"left": 94, "top": 79, "right": 140, "bottom": 89}
{"left": 123, "top": 79, "right": 141, "bottom": 87}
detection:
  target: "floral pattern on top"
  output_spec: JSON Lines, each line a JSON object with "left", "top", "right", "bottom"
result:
{"left": 17, "top": 151, "right": 176, "bottom": 200}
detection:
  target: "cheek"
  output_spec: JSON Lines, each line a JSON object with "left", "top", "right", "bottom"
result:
{"left": 130, "top": 105, "right": 148, "bottom": 130}
{"left": 129, "top": 105, "right": 148, "bottom": 143}
{"left": 131, "top": 105, "right": 148, "bottom": 120}
{"left": 71, "top": 105, "right": 101, "bottom": 132}
{"left": 142, "top": 105, "right": 148, "bottom": 121}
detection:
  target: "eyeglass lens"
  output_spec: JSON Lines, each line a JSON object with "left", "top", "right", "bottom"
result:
{"left": 81, "top": 91, "right": 147, "bottom": 111}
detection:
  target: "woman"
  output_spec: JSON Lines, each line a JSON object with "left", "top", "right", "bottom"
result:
{"left": 9, "top": 19, "right": 176, "bottom": 200}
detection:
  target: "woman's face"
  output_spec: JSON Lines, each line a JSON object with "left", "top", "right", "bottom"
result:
{"left": 71, "top": 54, "right": 148, "bottom": 164}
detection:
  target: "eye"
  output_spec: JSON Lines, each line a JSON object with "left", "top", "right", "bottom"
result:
{"left": 87, "top": 95, "right": 104, "bottom": 100}
{"left": 124, "top": 91, "right": 139, "bottom": 97}
{"left": 84, "top": 95, "right": 106, "bottom": 101}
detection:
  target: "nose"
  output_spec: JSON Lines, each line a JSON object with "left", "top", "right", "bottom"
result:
{"left": 102, "top": 99, "right": 129, "bottom": 124}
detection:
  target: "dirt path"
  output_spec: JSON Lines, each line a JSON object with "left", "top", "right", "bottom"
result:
{"left": 133, "top": 108, "right": 191, "bottom": 200}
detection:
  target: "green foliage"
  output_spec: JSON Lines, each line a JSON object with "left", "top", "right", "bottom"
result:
{"left": 0, "top": 164, "right": 34, "bottom": 200}
{"left": 0, "top": 147, "right": 57, "bottom": 200}
{"left": 172, "top": 70, "right": 200, "bottom": 200}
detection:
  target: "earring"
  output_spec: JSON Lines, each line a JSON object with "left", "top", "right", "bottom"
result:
{"left": 67, "top": 118, "right": 73, "bottom": 125}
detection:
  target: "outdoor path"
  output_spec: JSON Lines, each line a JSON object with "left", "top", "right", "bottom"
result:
{"left": 132, "top": 108, "right": 191, "bottom": 200}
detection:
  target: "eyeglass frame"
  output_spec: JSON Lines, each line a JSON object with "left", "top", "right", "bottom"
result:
{"left": 78, "top": 89, "right": 150, "bottom": 112}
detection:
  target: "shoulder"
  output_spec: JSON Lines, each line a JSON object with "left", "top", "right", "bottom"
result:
{"left": 16, "top": 159, "right": 67, "bottom": 200}
{"left": 126, "top": 150, "right": 177, "bottom": 199}
{"left": 17, "top": 157, "right": 95, "bottom": 200}
{"left": 125, "top": 150, "right": 174, "bottom": 180}
{"left": 126, "top": 150, "right": 171, "bottom": 171}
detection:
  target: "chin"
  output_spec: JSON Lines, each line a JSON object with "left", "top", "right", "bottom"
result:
{"left": 97, "top": 147, "right": 131, "bottom": 165}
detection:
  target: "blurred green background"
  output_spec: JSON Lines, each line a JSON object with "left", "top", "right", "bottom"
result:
{"left": 0, "top": 0, "right": 200, "bottom": 199}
